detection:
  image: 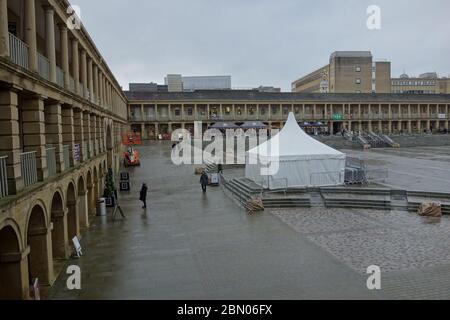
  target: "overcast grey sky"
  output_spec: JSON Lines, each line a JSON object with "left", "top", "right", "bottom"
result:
{"left": 72, "top": 0, "right": 450, "bottom": 91}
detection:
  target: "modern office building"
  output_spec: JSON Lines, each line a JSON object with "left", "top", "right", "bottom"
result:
{"left": 391, "top": 73, "right": 450, "bottom": 94}
{"left": 126, "top": 90, "right": 450, "bottom": 139}
{"left": 0, "top": 0, "right": 128, "bottom": 299}
{"left": 292, "top": 51, "right": 391, "bottom": 94}
{"left": 164, "top": 74, "right": 231, "bottom": 92}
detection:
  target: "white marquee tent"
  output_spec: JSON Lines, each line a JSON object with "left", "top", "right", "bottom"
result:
{"left": 245, "top": 113, "right": 346, "bottom": 189}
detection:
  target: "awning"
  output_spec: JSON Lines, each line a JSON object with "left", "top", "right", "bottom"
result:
{"left": 240, "top": 121, "right": 269, "bottom": 130}
{"left": 209, "top": 122, "right": 240, "bottom": 129}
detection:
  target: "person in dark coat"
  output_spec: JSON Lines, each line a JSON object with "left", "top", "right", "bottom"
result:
{"left": 217, "top": 164, "right": 223, "bottom": 174}
{"left": 139, "top": 183, "right": 148, "bottom": 209}
{"left": 199, "top": 171, "right": 209, "bottom": 193}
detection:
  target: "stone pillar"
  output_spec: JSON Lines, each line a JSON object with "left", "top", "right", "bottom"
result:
{"left": 44, "top": 102, "right": 65, "bottom": 173}
{"left": 97, "top": 116, "right": 103, "bottom": 152}
{"left": 59, "top": 25, "right": 70, "bottom": 89}
{"left": 73, "top": 109, "right": 85, "bottom": 162}
{"left": 22, "top": 96, "right": 48, "bottom": 181}
{"left": 44, "top": 6, "right": 56, "bottom": 83}
{"left": 72, "top": 39, "right": 79, "bottom": 94}
{"left": 27, "top": 223, "right": 54, "bottom": 286}
{"left": 51, "top": 207, "right": 69, "bottom": 259}
{"left": 83, "top": 112, "right": 91, "bottom": 158}
{"left": 0, "top": 88, "right": 23, "bottom": 193}
{"left": 388, "top": 121, "right": 392, "bottom": 134}
{"left": 88, "top": 58, "right": 94, "bottom": 102}
{"left": 407, "top": 121, "right": 412, "bottom": 134}
{"left": 141, "top": 124, "right": 147, "bottom": 140}
{"left": 80, "top": 50, "right": 87, "bottom": 98}
{"left": 61, "top": 106, "right": 76, "bottom": 167}
{"left": 78, "top": 188, "right": 89, "bottom": 228}
{"left": 0, "top": 246, "right": 30, "bottom": 300}
{"left": 25, "top": 0, "right": 38, "bottom": 72}
{"left": 0, "top": 0, "right": 10, "bottom": 57}
{"left": 93, "top": 65, "right": 99, "bottom": 104}
{"left": 91, "top": 114, "right": 97, "bottom": 155}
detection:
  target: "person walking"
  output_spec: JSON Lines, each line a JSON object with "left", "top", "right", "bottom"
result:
{"left": 200, "top": 171, "right": 209, "bottom": 193}
{"left": 139, "top": 183, "right": 148, "bottom": 209}
{"left": 217, "top": 163, "right": 223, "bottom": 174}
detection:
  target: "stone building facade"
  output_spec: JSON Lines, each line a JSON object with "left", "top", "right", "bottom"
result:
{"left": 0, "top": 0, "right": 129, "bottom": 299}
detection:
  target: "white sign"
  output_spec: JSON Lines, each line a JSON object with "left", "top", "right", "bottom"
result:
{"left": 438, "top": 114, "right": 446, "bottom": 119}
{"left": 72, "top": 236, "right": 83, "bottom": 258}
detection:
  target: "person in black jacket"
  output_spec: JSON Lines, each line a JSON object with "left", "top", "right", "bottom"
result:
{"left": 139, "top": 183, "right": 148, "bottom": 209}
{"left": 199, "top": 171, "right": 209, "bottom": 193}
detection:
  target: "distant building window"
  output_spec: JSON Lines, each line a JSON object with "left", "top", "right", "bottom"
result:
{"left": 356, "top": 66, "right": 361, "bottom": 72}
{"left": 356, "top": 90, "right": 361, "bottom": 94}
{"left": 174, "top": 109, "right": 181, "bottom": 116}
{"left": 356, "top": 78, "right": 361, "bottom": 84}
{"left": 187, "top": 108, "right": 193, "bottom": 116}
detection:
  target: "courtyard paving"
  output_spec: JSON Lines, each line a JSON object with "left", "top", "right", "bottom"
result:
{"left": 48, "top": 143, "right": 450, "bottom": 300}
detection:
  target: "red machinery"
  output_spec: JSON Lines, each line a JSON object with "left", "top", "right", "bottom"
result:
{"left": 122, "top": 132, "right": 141, "bottom": 167}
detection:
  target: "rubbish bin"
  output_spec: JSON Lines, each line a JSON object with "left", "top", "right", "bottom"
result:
{"left": 97, "top": 198, "right": 106, "bottom": 216}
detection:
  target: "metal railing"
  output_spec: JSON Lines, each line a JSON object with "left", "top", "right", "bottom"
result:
{"left": 63, "top": 145, "right": 71, "bottom": 170}
{"left": 46, "top": 147, "right": 57, "bottom": 177}
{"left": 9, "top": 33, "right": 29, "bottom": 69}
{"left": 37, "top": 52, "right": 50, "bottom": 80}
{"left": 0, "top": 156, "right": 8, "bottom": 199}
{"left": 310, "top": 171, "right": 343, "bottom": 187}
{"left": 56, "top": 66, "right": 65, "bottom": 87}
{"left": 20, "top": 151, "right": 38, "bottom": 187}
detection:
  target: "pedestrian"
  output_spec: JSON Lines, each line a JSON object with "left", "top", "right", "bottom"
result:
{"left": 217, "top": 163, "right": 223, "bottom": 174}
{"left": 200, "top": 171, "right": 209, "bottom": 193}
{"left": 139, "top": 183, "right": 148, "bottom": 209}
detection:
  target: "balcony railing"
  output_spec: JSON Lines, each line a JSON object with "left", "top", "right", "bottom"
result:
{"left": 46, "top": 147, "right": 57, "bottom": 177}
{"left": 9, "top": 33, "right": 29, "bottom": 69}
{"left": 56, "top": 66, "right": 65, "bottom": 87}
{"left": 0, "top": 156, "right": 8, "bottom": 199}
{"left": 38, "top": 52, "right": 50, "bottom": 80}
{"left": 20, "top": 151, "right": 38, "bottom": 187}
{"left": 63, "top": 145, "right": 71, "bottom": 170}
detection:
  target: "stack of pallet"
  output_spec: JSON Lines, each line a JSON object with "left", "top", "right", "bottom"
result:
{"left": 246, "top": 197, "right": 264, "bottom": 214}
{"left": 418, "top": 202, "right": 442, "bottom": 217}
{"left": 194, "top": 167, "right": 206, "bottom": 175}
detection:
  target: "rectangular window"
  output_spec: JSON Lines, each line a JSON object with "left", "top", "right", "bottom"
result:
{"left": 174, "top": 109, "right": 181, "bottom": 116}
{"left": 187, "top": 108, "right": 193, "bottom": 116}
{"left": 356, "top": 78, "right": 361, "bottom": 84}
{"left": 356, "top": 66, "right": 361, "bottom": 72}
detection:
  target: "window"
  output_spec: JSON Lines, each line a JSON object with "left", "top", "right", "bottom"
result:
{"left": 356, "top": 78, "right": 361, "bottom": 84}
{"left": 174, "top": 109, "right": 181, "bottom": 116}
{"left": 356, "top": 66, "right": 361, "bottom": 72}
{"left": 187, "top": 108, "right": 193, "bottom": 116}
{"left": 356, "top": 90, "right": 361, "bottom": 94}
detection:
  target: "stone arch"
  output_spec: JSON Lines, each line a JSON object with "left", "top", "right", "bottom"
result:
{"left": 26, "top": 204, "right": 54, "bottom": 286}
{"left": 77, "top": 175, "right": 89, "bottom": 228}
{"left": 66, "top": 182, "right": 79, "bottom": 241}
{"left": 0, "top": 220, "right": 28, "bottom": 299}
{"left": 50, "top": 191, "right": 69, "bottom": 260}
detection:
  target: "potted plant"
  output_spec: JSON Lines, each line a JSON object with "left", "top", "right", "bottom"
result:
{"left": 103, "top": 168, "right": 116, "bottom": 207}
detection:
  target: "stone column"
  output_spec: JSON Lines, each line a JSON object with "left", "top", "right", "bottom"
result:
{"left": 73, "top": 109, "right": 85, "bottom": 162}
{"left": 44, "top": 102, "right": 65, "bottom": 173}
{"left": 51, "top": 207, "right": 69, "bottom": 259}
{"left": 0, "top": 245, "right": 30, "bottom": 300}
{"left": 27, "top": 223, "right": 54, "bottom": 285}
{"left": 88, "top": 58, "right": 94, "bottom": 102}
{"left": 44, "top": 6, "right": 56, "bottom": 83}
{"left": 61, "top": 106, "right": 76, "bottom": 167}
{"left": 90, "top": 114, "right": 97, "bottom": 155}
{"left": 97, "top": 116, "right": 103, "bottom": 152}
{"left": 83, "top": 112, "right": 91, "bottom": 158}
{"left": 77, "top": 188, "right": 89, "bottom": 228}
{"left": 0, "top": 88, "right": 23, "bottom": 193}
{"left": 72, "top": 39, "right": 79, "bottom": 94}
{"left": 93, "top": 65, "right": 99, "bottom": 104}
{"left": 59, "top": 25, "right": 70, "bottom": 89}
{"left": 22, "top": 95, "right": 48, "bottom": 181}
{"left": 0, "top": 0, "right": 10, "bottom": 57}
{"left": 80, "top": 50, "right": 87, "bottom": 98}
{"left": 25, "top": 0, "right": 38, "bottom": 72}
